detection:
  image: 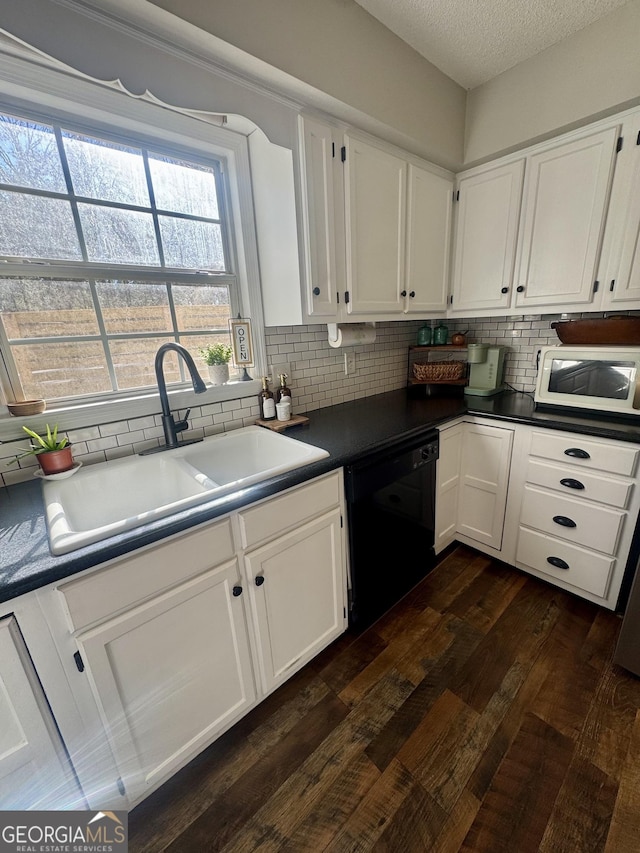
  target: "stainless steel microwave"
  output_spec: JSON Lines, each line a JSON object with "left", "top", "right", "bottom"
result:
{"left": 535, "top": 346, "right": 640, "bottom": 418}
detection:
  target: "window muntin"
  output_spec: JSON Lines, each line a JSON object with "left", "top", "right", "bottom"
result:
{"left": 0, "top": 110, "right": 237, "bottom": 406}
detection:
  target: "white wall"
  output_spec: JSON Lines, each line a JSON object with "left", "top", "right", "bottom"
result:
{"left": 465, "top": 0, "right": 640, "bottom": 165}
{"left": 0, "top": 0, "right": 466, "bottom": 170}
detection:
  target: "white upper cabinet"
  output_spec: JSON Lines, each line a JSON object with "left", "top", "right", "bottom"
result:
{"left": 405, "top": 163, "right": 453, "bottom": 313}
{"left": 344, "top": 134, "right": 407, "bottom": 314}
{"left": 450, "top": 118, "right": 627, "bottom": 317}
{"left": 297, "top": 115, "right": 341, "bottom": 319}
{"left": 598, "top": 110, "right": 640, "bottom": 307}
{"left": 450, "top": 160, "right": 525, "bottom": 313}
{"left": 514, "top": 126, "right": 620, "bottom": 309}
{"left": 296, "top": 116, "right": 453, "bottom": 322}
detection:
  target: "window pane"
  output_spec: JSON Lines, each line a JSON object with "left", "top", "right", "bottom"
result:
{"left": 0, "top": 115, "right": 67, "bottom": 192}
{"left": 79, "top": 203, "right": 160, "bottom": 265}
{"left": 172, "top": 284, "right": 231, "bottom": 331}
{"left": 109, "top": 337, "right": 177, "bottom": 390}
{"left": 62, "top": 132, "right": 149, "bottom": 206}
{"left": 0, "top": 191, "right": 82, "bottom": 260}
{"left": 159, "top": 217, "right": 225, "bottom": 270}
{"left": 0, "top": 278, "right": 99, "bottom": 338}
{"left": 11, "top": 341, "right": 111, "bottom": 400}
{"left": 96, "top": 280, "right": 171, "bottom": 334}
{"left": 148, "top": 155, "right": 219, "bottom": 218}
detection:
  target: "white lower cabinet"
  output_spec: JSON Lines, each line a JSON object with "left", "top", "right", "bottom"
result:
{"left": 436, "top": 418, "right": 640, "bottom": 609}
{"left": 72, "top": 558, "right": 256, "bottom": 797}
{"left": 457, "top": 421, "right": 514, "bottom": 552}
{"left": 512, "top": 428, "right": 640, "bottom": 608}
{"left": 51, "top": 470, "right": 346, "bottom": 806}
{"left": 244, "top": 509, "right": 345, "bottom": 694}
{"left": 0, "top": 615, "right": 85, "bottom": 809}
{"left": 435, "top": 422, "right": 463, "bottom": 553}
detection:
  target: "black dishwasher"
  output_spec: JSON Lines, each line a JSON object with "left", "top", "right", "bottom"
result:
{"left": 345, "top": 430, "right": 439, "bottom": 629}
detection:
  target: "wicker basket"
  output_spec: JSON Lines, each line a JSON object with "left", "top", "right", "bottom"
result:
{"left": 413, "top": 361, "right": 465, "bottom": 382}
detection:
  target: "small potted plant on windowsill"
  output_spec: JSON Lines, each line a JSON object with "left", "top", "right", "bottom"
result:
{"left": 9, "top": 424, "right": 74, "bottom": 476}
{"left": 200, "top": 343, "right": 233, "bottom": 386}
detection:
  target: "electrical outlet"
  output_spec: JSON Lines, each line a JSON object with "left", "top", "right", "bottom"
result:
{"left": 270, "top": 362, "right": 292, "bottom": 383}
{"left": 344, "top": 352, "right": 356, "bottom": 376}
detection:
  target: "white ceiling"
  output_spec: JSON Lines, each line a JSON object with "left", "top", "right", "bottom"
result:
{"left": 353, "top": 0, "right": 632, "bottom": 89}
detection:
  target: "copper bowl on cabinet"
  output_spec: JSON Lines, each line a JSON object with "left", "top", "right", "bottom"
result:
{"left": 551, "top": 316, "right": 640, "bottom": 345}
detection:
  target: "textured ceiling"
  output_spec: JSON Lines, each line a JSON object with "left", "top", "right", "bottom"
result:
{"left": 353, "top": 0, "right": 632, "bottom": 89}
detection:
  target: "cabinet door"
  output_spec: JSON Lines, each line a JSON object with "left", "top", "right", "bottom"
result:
{"left": 515, "top": 126, "right": 619, "bottom": 308}
{"left": 458, "top": 424, "right": 514, "bottom": 550}
{"left": 0, "top": 616, "right": 84, "bottom": 809}
{"left": 405, "top": 164, "right": 453, "bottom": 313}
{"left": 297, "top": 115, "right": 340, "bottom": 318}
{"left": 344, "top": 135, "right": 406, "bottom": 314}
{"left": 76, "top": 559, "right": 255, "bottom": 799}
{"left": 435, "top": 423, "right": 463, "bottom": 553}
{"left": 601, "top": 117, "right": 640, "bottom": 306}
{"left": 244, "top": 509, "right": 345, "bottom": 694}
{"left": 450, "top": 161, "right": 524, "bottom": 313}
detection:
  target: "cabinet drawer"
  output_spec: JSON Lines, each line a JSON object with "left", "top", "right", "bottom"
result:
{"left": 59, "top": 518, "right": 235, "bottom": 631}
{"left": 238, "top": 471, "right": 341, "bottom": 550}
{"left": 529, "top": 431, "right": 638, "bottom": 476}
{"left": 525, "top": 459, "right": 633, "bottom": 509}
{"left": 516, "top": 527, "right": 615, "bottom": 598}
{"left": 520, "top": 485, "right": 625, "bottom": 555}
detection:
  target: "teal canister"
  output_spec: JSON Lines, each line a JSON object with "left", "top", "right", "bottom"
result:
{"left": 417, "top": 324, "right": 432, "bottom": 346}
{"left": 433, "top": 322, "right": 448, "bottom": 345}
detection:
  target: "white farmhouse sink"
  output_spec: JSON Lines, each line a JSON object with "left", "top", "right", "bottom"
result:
{"left": 43, "top": 426, "right": 329, "bottom": 555}
{"left": 180, "top": 426, "right": 328, "bottom": 486}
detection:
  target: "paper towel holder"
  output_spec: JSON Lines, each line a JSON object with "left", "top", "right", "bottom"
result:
{"left": 327, "top": 322, "right": 376, "bottom": 348}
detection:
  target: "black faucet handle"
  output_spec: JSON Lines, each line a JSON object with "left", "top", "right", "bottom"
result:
{"left": 174, "top": 408, "right": 191, "bottom": 434}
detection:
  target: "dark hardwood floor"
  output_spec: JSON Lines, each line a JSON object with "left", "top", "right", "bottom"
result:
{"left": 129, "top": 545, "right": 640, "bottom": 852}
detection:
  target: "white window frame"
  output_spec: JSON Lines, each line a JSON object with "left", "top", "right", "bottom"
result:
{"left": 0, "top": 49, "right": 265, "bottom": 441}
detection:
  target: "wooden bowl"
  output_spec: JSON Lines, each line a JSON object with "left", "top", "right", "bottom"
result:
{"left": 551, "top": 316, "right": 640, "bottom": 345}
{"left": 7, "top": 399, "right": 47, "bottom": 417}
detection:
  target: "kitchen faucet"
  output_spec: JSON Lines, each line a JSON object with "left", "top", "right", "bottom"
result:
{"left": 140, "top": 342, "right": 207, "bottom": 455}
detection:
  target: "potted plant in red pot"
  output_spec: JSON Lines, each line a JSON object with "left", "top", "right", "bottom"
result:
{"left": 12, "top": 424, "right": 74, "bottom": 475}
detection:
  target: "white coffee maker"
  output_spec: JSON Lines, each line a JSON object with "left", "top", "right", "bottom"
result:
{"left": 464, "top": 345, "right": 506, "bottom": 396}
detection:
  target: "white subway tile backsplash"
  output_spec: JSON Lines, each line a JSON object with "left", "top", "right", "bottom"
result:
{"left": 21, "top": 311, "right": 637, "bottom": 476}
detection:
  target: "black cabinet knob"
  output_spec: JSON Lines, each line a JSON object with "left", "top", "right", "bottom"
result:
{"left": 501, "top": 287, "right": 509, "bottom": 294}
{"left": 564, "top": 448, "right": 590, "bottom": 459}
{"left": 516, "top": 285, "right": 525, "bottom": 293}
{"left": 232, "top": 585, "right": 242, "bottom": 597}
{"left": 547, "top": 556, "right": 570, "bottom": 570}
{"left": 409, "top": 291, "right": 415, "bottom": 298}
{"left": 312, "top": 287, "right": 321, "bottom": 296}
{"left": 255, "top": 575, "right": 265, "bottom": 586}
{"left": 553, "top": 515, "right": 577, "bottom": 528}
{"left": 400, "top": 290, "right": 407, "bottom": 298}
{"left": 560, "top": 477, "right": 585, "bottom": 490}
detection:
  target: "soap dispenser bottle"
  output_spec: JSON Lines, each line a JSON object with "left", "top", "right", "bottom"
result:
{"left": 276, "top": 373, "right": 292, "bottom": 407}
{"left": 258, "top": 377, "right": 276, "bottom": 420}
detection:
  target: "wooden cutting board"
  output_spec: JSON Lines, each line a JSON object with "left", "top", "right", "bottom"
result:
{"left": 255, "top": 414, "right": 310, "bottom": 432}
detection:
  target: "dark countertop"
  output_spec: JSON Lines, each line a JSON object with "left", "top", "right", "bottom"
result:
{"left": 3, "top": 388, "right": 640, "bottom": 605}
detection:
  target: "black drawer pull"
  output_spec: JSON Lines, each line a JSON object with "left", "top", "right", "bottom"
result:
{"left": 560, "top": 477, "right": 585, "bottom": 490}
{"left": 255, "top": 575, "right": 265, "bottom": 586}
{"left": 553, "top": 515, "right": 577, "bottom": 528}
{"left": 547, "top": 556, "right": 570, "bottom": 570}
{"left": 564, "top": 447, "right": 590, "bottom": 459}
{"left": 232, "top": 585, "right": 243, "bottom": 597}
